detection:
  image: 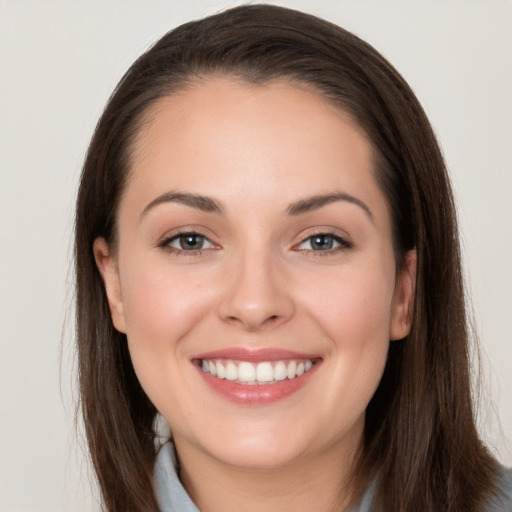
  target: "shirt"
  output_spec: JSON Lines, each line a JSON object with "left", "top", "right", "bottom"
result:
{"left": 154, "top": 443, "right": 512, "bottom": 511}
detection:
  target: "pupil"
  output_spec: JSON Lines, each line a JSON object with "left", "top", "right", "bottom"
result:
{"left": 181, "top": 234, "right": 203, "bottom": 250}
{"left": 312, "top": 235, "right": 333, "bottom": 250}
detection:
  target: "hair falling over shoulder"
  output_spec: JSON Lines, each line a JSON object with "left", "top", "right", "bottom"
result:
{"left": 74, "top": 4, "right": 500, "bottom": 511}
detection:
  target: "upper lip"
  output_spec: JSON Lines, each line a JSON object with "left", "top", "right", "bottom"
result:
{"left": 193, "top": 347, "right": 321, "bottom": 362}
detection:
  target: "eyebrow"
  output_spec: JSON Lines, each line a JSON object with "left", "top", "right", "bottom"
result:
{"left": 141, "top": 190, "right": 372, "bottom": 221}
{"left": 141, "top": 192, "right": 223, "bottom": 218}
{"left": 286, "top": 192, "right": 373, "bottom": 220}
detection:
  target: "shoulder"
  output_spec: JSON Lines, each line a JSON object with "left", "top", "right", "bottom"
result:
{"left": 485, "top": 467, "right": 512, "bottom": 512}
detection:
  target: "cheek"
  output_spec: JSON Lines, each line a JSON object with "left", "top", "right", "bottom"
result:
{"left": 118, "top": 259, "right": 220, "bottom": 426}
{"left": 117, "top": 253, "right": 218, "bottom": 394}
{"left": 121, "top": 261, "right": 212, "bottom": 342}
{"left": 299, "top": 260, "right": 395, "bottom": 403}
{"left": 329, "top": 272, "right": 393, "bottom": 394}
{"left": 303, "top": 262, "right": 395, "bottom": 346}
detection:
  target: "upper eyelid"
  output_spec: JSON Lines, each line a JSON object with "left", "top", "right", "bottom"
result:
{"left": 159, "top": 232, "right": 218, "bottom": 256}
{"left": 300, "top": 233, "right": 346, "bottom": 243}
{"left": 295, "top": 227, "right": 352, "bottom": 244}
{"left": 167, "top": 232, "right": 212, "bottom": 243}
{"left": 156, "top": 227, "right": 352, "bottom": 249}
{"left": 295, "top": 233, "right": 351, "bottom": 249}
{"left": 167, "top": 230, "right": 211, "bottom": 241}
{"left": 158, "top": 227, "right": 216, "bottom": 245}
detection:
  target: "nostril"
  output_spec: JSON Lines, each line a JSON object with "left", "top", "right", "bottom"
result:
{"left": 260, "top": 314, "right": 281, "bottom": 327}
{"left": 218, "top": 288, "right": 295, "bottom": 330}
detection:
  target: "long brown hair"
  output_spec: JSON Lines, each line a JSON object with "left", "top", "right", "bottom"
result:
{"left": 75, "top": 5, "right": 498, "bottom": 511}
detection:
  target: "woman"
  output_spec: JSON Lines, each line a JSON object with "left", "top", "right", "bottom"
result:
{"left": 74, "top": 4, "right": 512, "bottom": 511}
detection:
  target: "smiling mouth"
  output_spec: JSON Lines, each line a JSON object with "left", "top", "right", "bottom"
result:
{"left": 198, "top": 358, "right": 318, "bottom": 385}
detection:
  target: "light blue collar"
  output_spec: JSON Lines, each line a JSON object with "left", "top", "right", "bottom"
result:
{"left": 153, "top": 442, "right": 378, "bottom": 512}
{"left": 154, "top": 443, "right": 200, "bottom": 512}
{"left": 154, "top": 444, "right": 511, "bottom": 512}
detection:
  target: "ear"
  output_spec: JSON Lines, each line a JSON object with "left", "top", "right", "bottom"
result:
{"left": 93, "top": 237, "right": 127, "bottom": 333}
{"left": 389, "top": 249, "right": 417, "bottom": 341}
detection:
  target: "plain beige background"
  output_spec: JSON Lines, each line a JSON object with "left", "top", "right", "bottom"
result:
{"left": 1, "top": 1, "right": 510, "bottom": 510}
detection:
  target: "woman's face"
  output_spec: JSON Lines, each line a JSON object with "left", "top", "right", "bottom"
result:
{"left": 95, "top": 79, "right": 415, "bottom": 471}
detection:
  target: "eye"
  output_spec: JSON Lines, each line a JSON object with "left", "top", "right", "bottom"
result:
{"left": 296, "top": 233, "right": 350, "bottom": 252}
{"left": 162, "top": 233, "right": 215, "bottom": 252}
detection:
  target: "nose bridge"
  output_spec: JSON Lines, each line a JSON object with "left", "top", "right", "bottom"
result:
{"left": 218, "top": 241, "right": 294, "bottom": 330}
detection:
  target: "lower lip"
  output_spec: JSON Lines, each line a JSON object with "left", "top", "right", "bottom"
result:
{"left": 196, "top": 362, "right": 320, "bottom": 405}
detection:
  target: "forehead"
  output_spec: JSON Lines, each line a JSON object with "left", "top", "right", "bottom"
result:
{"left": 122, "top": 78, "right": 388, "bottom": 223}
{"left": 135, "top": 77, "right": 369, "bottom": 154}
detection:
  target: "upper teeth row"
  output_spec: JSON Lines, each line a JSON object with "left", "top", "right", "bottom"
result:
{"left": 201, "top": 359, "right": 314, "bottom": 384}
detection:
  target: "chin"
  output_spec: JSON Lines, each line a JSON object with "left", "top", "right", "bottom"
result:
{"left": 184, "top": 418, "right": 321, "bottom": 471}
{"left": 210, "top": 439, "right": 307, "bottom": 471}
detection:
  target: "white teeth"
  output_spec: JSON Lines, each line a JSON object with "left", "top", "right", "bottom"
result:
{"left": 256, "top": 362, "right": 274, "bottom": 382}
{"left": 274, "top": 361, "right": 287, "bottom": 381}
{"left": 216, "top": 361, "right": 226, "bottom": 379}
{"left": 286, "top": 361, "right": 297, "bottom": 379}
{"left": 225, "top": 362, "right": 238, "bottom": 381}
{"left": 200, "top": 358, "right": 316, "bottom": 384}
{"left": 238, "top": 361, "right": 256, "bottom": 382}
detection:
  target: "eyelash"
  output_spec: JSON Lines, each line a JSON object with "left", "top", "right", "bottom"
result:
{"left": 158, "top": 231, "right": 216, "bottom": 256}
{"left": 294, "top": 232, "right": 352, "bottom": 256}
{"left": 158, "top": 231, "right": 352, "bottom": 257}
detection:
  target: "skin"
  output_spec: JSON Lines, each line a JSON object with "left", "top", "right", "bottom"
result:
{"left": 94, "top": 79, "right": 416, "bottom": 512}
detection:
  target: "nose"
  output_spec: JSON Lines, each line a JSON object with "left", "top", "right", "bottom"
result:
{"left": 217, "top": 249, "right": 295, "bottom": 331}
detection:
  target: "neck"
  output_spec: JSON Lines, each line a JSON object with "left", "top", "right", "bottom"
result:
{"left": 174, "top": 435, "right": 361, "bottom": 512}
